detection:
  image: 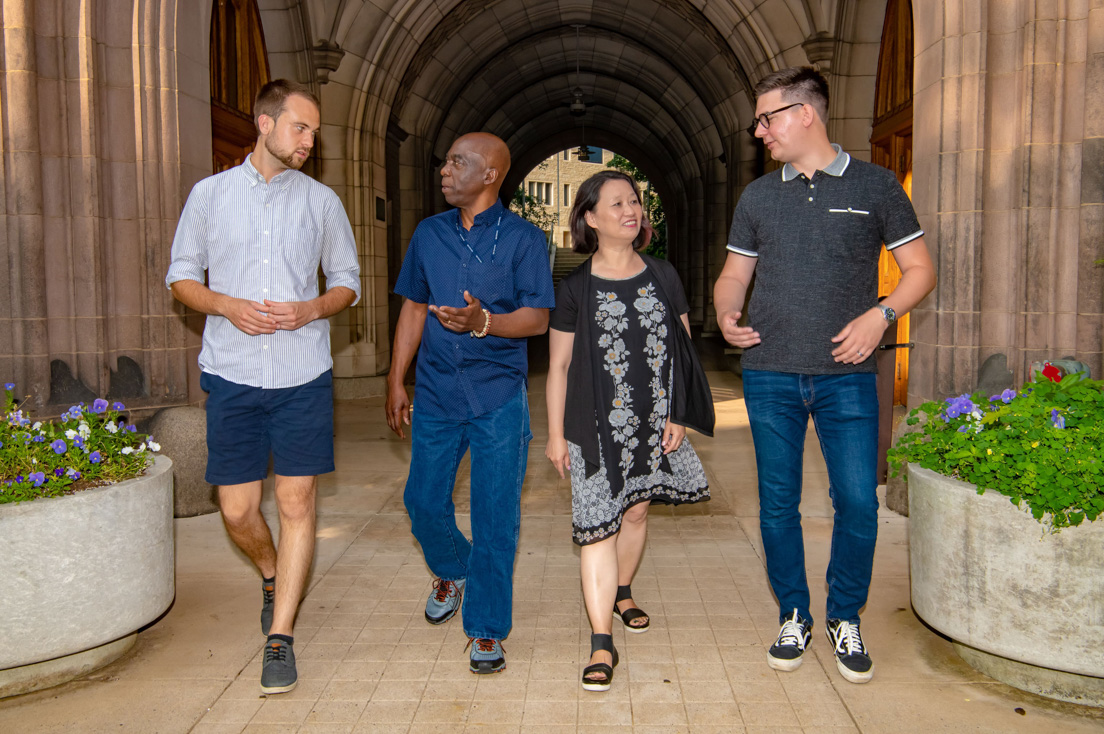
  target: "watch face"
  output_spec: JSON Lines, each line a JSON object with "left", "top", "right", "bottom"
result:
{"left": 882, "top": 306, "right": 896, "bottom": 323}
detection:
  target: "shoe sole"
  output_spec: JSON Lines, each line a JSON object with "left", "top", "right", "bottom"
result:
{"left": 260, "top": 680, "right": 298, "bottom": 695}
{"left": 613, "top": 609, "right": 650, "bottom": 634}
{"left": 581, "top": 680, "right": 612, "bottom": 692}
{"left": 425, "top": 607, "right": 459, "bottom": 625}
{"left": 766, "top": 652, "right": 804, "bottom": 672}
{"left": 469, "top": 662, "right": 506, "bottom": 674}
{"left": 835, "top": 658, "right": 874, "bottom": 684}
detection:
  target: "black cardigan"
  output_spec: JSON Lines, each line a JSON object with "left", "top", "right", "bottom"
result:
{"left": 554, "top": 255, "right": 715, "bottom": 477}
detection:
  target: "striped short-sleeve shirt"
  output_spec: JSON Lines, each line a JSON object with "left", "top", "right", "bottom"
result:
{"left": 165, "top": 155, "right": 361, "bottom": 389}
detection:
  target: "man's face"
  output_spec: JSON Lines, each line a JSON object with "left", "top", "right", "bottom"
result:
{"left": 753, "top": 89, "right": 805, "bottom": 163}
{"left": 262, "top": 94, "right": 319, "bottom": 171}
{"left": 440, "top": 138, "right": 490, "bottom": 208}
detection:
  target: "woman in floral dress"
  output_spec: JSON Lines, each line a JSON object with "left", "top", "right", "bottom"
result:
{"left": 546, "top": 171, "right": 711, "bottom": 692}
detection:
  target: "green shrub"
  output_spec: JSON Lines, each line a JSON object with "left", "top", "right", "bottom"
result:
{"left": 1, "top": 383, "right": 159, "bottom": 504}
{"left": 889, "top": 373, "right": 1104, "bottom": 529}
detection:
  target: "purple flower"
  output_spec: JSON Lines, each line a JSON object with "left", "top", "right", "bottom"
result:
{"left": 50, "top": 439, "right": 67, "bottom": 454}
{"left": 0, "top": 441, "right": 4, "bottom": 449}
{"left": 3, "top": 383, "right": 13, "bottom": 391}
{"left": 74, "top": 436, "right": 84, "bottom": 449}
{"left": 92, "top": 399, "right": 108, "bottom": 414}
{"left": 989, "top": 389, "right": 1017, "bottom": 404}
{"left": 957, "top": 425, "right": 969, "bottom": 433}
{"left": 1051, "top": 409, "right": 1066, "bottom": 429}
{"left": 89, "top": 451, "right": 102, "bottom": 464}
{"left": 15, "top": 474, "right": 25, "bottom": 483}
{"left": 29, "top": 471, "right": 46, "bottom": 487}
{"left": 112, "top": 401, "right": 125, "bottom": 411}
{"left": 32, "top": 435, "right": 45, "bottom": 443}
{"left": 54, "top": 467, "right": 64, "bottom": 477}
{"left": 944, "top": 394, "right": 977, "bottom": 420}
{"left": 66, "top": 468, "right": 81, "bottom": 480}
{"left": 127, "top": 424, "right": 137, "bottom": 433}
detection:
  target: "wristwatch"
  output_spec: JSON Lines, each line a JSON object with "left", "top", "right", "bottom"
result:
{"left": 877, "top": 304, "right": 897, "bottom": 324}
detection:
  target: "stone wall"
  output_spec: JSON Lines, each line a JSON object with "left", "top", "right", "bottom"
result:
{"left": 910, "top": 0, "right": 1104, "bottom": 402}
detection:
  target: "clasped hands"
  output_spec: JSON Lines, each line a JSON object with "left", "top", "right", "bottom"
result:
{"left": 719, "top": 307, "right": 888, "bottom": 365}
{"left": 429, "top": 290, "right": 487, "bottom": 334}
{"left": 221, "top": 297, "right": 318, "bottom": 336}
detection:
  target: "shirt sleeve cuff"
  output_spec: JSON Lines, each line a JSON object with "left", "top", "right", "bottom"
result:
{"left": 726, "top": 244, "right": 759, "bottom": 257}
{"left": 164, "top": 265, "right": 206, "bottom": 290}
{"left": 885, "top": 229, "right": 924, "bottom": 251}
{"left": 326, "top": 274, "right": 362, "bottom": 305}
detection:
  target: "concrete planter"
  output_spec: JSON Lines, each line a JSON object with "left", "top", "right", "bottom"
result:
{"left": 0, "top": 456, "right": 175, "bottom": 697}
{"left": 908, "top": 464, "right": 1104, "bottom": 706}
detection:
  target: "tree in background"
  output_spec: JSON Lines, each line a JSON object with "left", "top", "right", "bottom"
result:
{"left": 509, "top": 187, "right": 556, "bottom": 244}
{"left": 606, "top": 154, "right": 667, "bottom": 259}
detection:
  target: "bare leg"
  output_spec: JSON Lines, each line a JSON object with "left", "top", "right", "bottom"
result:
{"left": 268, "top": 474, "right": 317, "bottom": 636}
{"left": 615, "top": 501, "right": 650, "bottom": 626}
{"left": 219, "top": 481, "right": 277, "bottom": 579}
{"left": 580, "top": 533, "right": 618, "bottom": 676}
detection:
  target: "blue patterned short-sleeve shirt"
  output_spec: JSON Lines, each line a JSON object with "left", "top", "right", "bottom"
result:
{"left": 394, "top": 200, "right": 555, "bottom": 420}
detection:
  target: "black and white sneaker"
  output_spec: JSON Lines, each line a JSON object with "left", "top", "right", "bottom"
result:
{"left": 767, "top": 609, "right": 812, "bottom": 672}
{"left": 825, "top": 618, "right": 874, "bottom": 683}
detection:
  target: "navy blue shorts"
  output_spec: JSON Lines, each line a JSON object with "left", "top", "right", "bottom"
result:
{"left": 201, "top": 370, "right": 335, "bottom": 485}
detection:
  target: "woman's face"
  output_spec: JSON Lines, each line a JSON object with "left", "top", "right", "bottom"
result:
{"left": 585, "top": 179, "right": 642, "bottom": 246}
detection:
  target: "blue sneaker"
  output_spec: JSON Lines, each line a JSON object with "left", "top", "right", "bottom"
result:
{"left": 467, "top": 637, "right": 506, "bottom": 674}
{"left": 425, "top": 578, "right": 464, "bottom": 625}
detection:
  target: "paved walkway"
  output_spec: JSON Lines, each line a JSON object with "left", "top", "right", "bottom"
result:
{"left": 1, "top": 371, "right": 1101, "bottom": 733}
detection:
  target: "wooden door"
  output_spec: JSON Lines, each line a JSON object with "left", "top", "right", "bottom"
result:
{"left": 210, "top": 0, "right": 270, "bottom": 172}
{"left": 871, "top": 0, "right": 914, "bottom": 406}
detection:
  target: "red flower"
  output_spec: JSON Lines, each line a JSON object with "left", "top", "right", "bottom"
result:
{"left": 1041, "top": 362, "right": 1062, "bottom": 383}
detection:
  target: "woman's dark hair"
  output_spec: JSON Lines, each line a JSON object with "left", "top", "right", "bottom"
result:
{"left": 569, "top": 170, "right": 648, "bottom": 254}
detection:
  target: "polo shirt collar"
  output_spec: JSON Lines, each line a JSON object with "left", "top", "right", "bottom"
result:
{"left": 781, "top": 144, "right": 851, "bottom": 182}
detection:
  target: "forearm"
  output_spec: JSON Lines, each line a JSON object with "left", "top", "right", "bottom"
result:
{"left": 880, "top": 265, "right": 936, "bottom": 318}
{"left": 310, "top": 286, "right": 357, "bottom": 321}
{"left": 389, "top": 300, "right": 427, "bottom": 387}
{"left": 486, "top": 307, "right": 549, "bottom": 339}
{"left": 170, "top": 279, "right": 228, "bottom": 317}
{"left": 713, "top": 274, "right": 750, "bottom": 323}
{"left": 546, "top": 364, "right": 569, "bottom": 439}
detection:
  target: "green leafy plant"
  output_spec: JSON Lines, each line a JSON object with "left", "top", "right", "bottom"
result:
{"left": 888, "top": 373, "right": 1104, "bottom": 529}
{"left": 1, "top": 383, "right": 159, "bottom": 504}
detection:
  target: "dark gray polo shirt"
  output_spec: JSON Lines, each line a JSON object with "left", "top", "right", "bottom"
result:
{"left": 726, "top": 145, "right": 923, "bottom": 375}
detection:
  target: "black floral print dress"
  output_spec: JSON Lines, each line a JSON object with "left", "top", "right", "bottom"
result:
{"left": 564, "top": 269, "right": 709, "bottom": 545}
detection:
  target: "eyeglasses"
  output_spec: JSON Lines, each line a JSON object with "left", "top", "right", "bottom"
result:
{"left": 746, "top": 102, "right": 805, "bottom": 136}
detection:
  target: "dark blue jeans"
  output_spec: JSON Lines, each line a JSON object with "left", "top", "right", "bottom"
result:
{"left": 403, "top": 386, "right": 532, "bottom": 640}
{"left": 742, "top": 369, "right": 879, "bottom": 625}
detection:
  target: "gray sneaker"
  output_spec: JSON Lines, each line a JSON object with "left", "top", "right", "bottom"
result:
{"left": 425, "top": 578, "right": 465, "bottom": 625}
{"left": 467, "top": 637, "right": 506, "bottom": 674}
{"left": 260, "top": 577, "right": 275, "bottom": 636}
{"left": 260, "top": 637, "right": 297, "bottom": 694}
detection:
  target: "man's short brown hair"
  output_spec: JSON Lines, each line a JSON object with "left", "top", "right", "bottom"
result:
{"left": 753, "top": 67, "right": 830, "bottom": 125}
{"left": 253, "top": 80, "right": 320, "bottom": 132}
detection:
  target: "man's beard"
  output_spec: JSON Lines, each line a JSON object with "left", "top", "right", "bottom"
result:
{"left": 266, "top": 137, "right": 308, "bottom": 170}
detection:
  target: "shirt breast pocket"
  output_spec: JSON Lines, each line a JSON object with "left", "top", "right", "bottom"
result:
{"left": 281, "top": 221, "right": 322, "bottom": 273}
{"left": 825, "top": 205, "right": 878, "bottom": 246}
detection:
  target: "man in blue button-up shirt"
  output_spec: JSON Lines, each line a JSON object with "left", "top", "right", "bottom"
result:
{"left": 166, "top": 80, "right": 360, "bottom": 695}
{"left": 387, "top": 133, "right": 554, "bottom": 674}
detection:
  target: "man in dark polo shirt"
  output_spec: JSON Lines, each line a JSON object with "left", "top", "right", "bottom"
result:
{"left": 714, "top": 67, "right": 935, "bottom": 684}
{"left": 386, "top": 132, "right": 554, "bottom": 674}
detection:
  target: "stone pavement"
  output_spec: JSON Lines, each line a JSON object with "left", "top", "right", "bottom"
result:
{"left": 1, "top": 371, "right": 1101, "bottom": 733}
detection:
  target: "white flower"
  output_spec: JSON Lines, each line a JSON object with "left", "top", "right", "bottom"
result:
{"left": 105, "top": 421, "right": 118, "bottom": 434}
{"left": 32, "top": 421, "right": 42, "bottom": 430}
{"left": 147, "top": 440, "right": 161, "bottom": 452}
{"left": 78, "top": 422, "right": 91, "bottom": 439}
{"left": 120, "top": 446, "right": 134, "bottom": 455}
{"left": 65, "top": 429, "right": 78, "bottom": 440}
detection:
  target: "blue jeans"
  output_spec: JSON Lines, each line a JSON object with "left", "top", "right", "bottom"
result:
{"left": 742, "top": 369, "right": 879, "bottom": 624}
{"left": 403, "top": 385, "right": 532, "bottom": 640}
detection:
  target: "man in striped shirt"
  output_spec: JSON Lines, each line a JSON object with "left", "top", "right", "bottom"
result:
{"left": 166, "top": 80, "right": 360, "bottom": 695}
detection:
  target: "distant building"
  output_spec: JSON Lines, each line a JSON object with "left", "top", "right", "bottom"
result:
{"left": 520, "top": 147, "right": 611, "bottom": 248}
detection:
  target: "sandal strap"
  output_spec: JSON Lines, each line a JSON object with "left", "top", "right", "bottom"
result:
{"left": 582, "top": 662, "right": 613, "bottom": 682}
{"left": 590, "top": 633, "right": 614, "bottom": 655}
{"left": 615, "top": 584, "right": 633, "bottom": 603}
{"left": 615, "top": 605, "right": 650, "bottom": 626}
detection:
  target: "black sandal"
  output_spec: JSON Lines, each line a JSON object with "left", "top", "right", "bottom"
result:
{"left": 581, "top": 633, "right": 619, "bottom": 692}
{"left": 614, "top": 584, "right": 650, "bottom": 633}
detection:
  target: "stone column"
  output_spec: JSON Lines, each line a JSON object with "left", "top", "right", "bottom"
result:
{"left": 911, "top": 0, "right": 1104, "bottom": 402}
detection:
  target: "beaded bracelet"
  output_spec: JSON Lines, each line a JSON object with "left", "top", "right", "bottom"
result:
{"left": 471, "top": 308, "right": 491, "bottom": 338}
